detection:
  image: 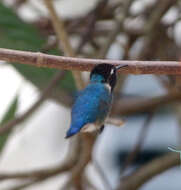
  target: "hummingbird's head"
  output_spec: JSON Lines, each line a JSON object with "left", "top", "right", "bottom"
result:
{"left": 90, "top": 64, "right": 127, "bottom": 91}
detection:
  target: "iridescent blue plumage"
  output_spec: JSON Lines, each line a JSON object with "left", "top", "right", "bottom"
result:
{"left": 65, "top": 64, "right": 127, "bottom": 138}
{"left": 66, "top": 82, "right": 112, "bottom": 138}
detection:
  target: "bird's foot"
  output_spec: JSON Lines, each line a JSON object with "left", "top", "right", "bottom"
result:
{"left": 99, "top": 125, "right": 105, "bottom": 134}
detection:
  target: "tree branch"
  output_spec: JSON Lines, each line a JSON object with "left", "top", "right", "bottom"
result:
{"left": 111, "top": 90, "right": 181, "bottom": 116}
{"left": 0, "top": 48, "right": 181, "bottom": 74}
{"left": 98, "top": 0, "right": 134, "bottom": 58}
{"left": 70, "top": 134, "right": 96, "bottom": 189}
{"left": 43, "top": 0, "right": 84, "bottom": 89}
{"left": 118, "top": 152, "right": 179, "bottom": 190}
{"left": 0, "top": 71, "right": 65, "bottom": 135}
{"left": 0, "top": 162, "right": 71, "bottom": 181}
{"left": 121, "top": 112, "right": 154, "bottom": 173}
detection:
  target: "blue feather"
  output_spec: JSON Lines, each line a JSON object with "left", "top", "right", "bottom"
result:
{"left": 65, "top": 82, "right": 112, "bottom": 138}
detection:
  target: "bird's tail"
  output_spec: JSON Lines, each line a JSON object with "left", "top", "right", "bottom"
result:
{"left": 65, "top": 126, "right": 80, "bottom": 138}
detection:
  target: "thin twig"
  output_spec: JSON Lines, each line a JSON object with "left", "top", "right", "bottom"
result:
{"left": 0, "top": 71, "right": 65, "bottom": 135}
{"left": 99, "top": 0, "right": 134, "bottom": 58}
{"left": 70, "top": 134, "right": 96, "bottom": 189}
{"left": 106, "top": 117, "right": 125, "bottom": 127}
{"left": 76, "top": 0, "right": 108, "bottom": 54}
{"left": 139, "top": 0, "right": 178, "bottom": 60}
{"left": 144, "top": 0, "right": 178, "bottom": 33}
{"left": 2, "top": 178, "right": 44, "bottom": 190}
{"left": 0, "top": 48, "right": 181, "bottom": 74}
{"left": 43, "top": 0, "right": 84, "bottom": 89}
{"left": 0, "top": 160, "right": 72, "bottom": 181}
{"left": 111, "top": 90, "right": 181, "bottom": 116}
{"left": 0, "top": 134, "right": 81, "bottom": 190}
{"left": 121, "top": 111, "right": 155, "bottom": 173}
{"left": 118, "top": 152, "right": 179, "bottom": 190}
{"left": 0, "top": 141, "right": 79, "bottom": 182}
{"left": 44, "top": 0, "right": 74, "bottom": 56}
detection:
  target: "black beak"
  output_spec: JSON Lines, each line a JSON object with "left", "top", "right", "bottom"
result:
{"left": 115, "top": 64, "right": 128, "bottom": 70}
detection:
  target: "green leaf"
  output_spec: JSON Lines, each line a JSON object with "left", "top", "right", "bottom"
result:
{"left": 0, "top": 3, "right": 76, "bottom": 104}
{"left": 0, "top": 96, "right": 18, "bottom": 153}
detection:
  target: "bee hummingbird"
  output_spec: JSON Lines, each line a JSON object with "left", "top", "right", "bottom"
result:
{"left": 65, "top": 64, "right": 127, "bottom": 138}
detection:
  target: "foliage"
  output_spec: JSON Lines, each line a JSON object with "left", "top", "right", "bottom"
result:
{"left": 0, "top": 3, "right": 76, "bottom": 96}
{"left": 0, "top": 95, "right": 18, "bottom": 153}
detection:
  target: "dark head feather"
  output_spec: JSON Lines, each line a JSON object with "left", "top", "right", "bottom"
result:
{"left": 90, "top": 64, "right": 117, "bottom": 91}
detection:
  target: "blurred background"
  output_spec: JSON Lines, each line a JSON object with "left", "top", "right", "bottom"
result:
{"left": 0, "top": 0, "right": 181, "bottom": 189}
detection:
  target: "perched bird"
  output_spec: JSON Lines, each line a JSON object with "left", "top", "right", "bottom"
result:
{"left": 65, "top": 64, "right": 127, "bottom": 138}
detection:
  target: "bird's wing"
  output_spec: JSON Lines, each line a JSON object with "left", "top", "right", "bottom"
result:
{"left": 71, "top": 84, "right": 112, "bottom": 129}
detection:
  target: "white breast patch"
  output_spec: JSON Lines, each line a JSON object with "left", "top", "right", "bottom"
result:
{"left": 105, "top": 83, "right": 111, "bottom": 92}
{"left": 110, "top": 68, "right": 114, "bottom": 75}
